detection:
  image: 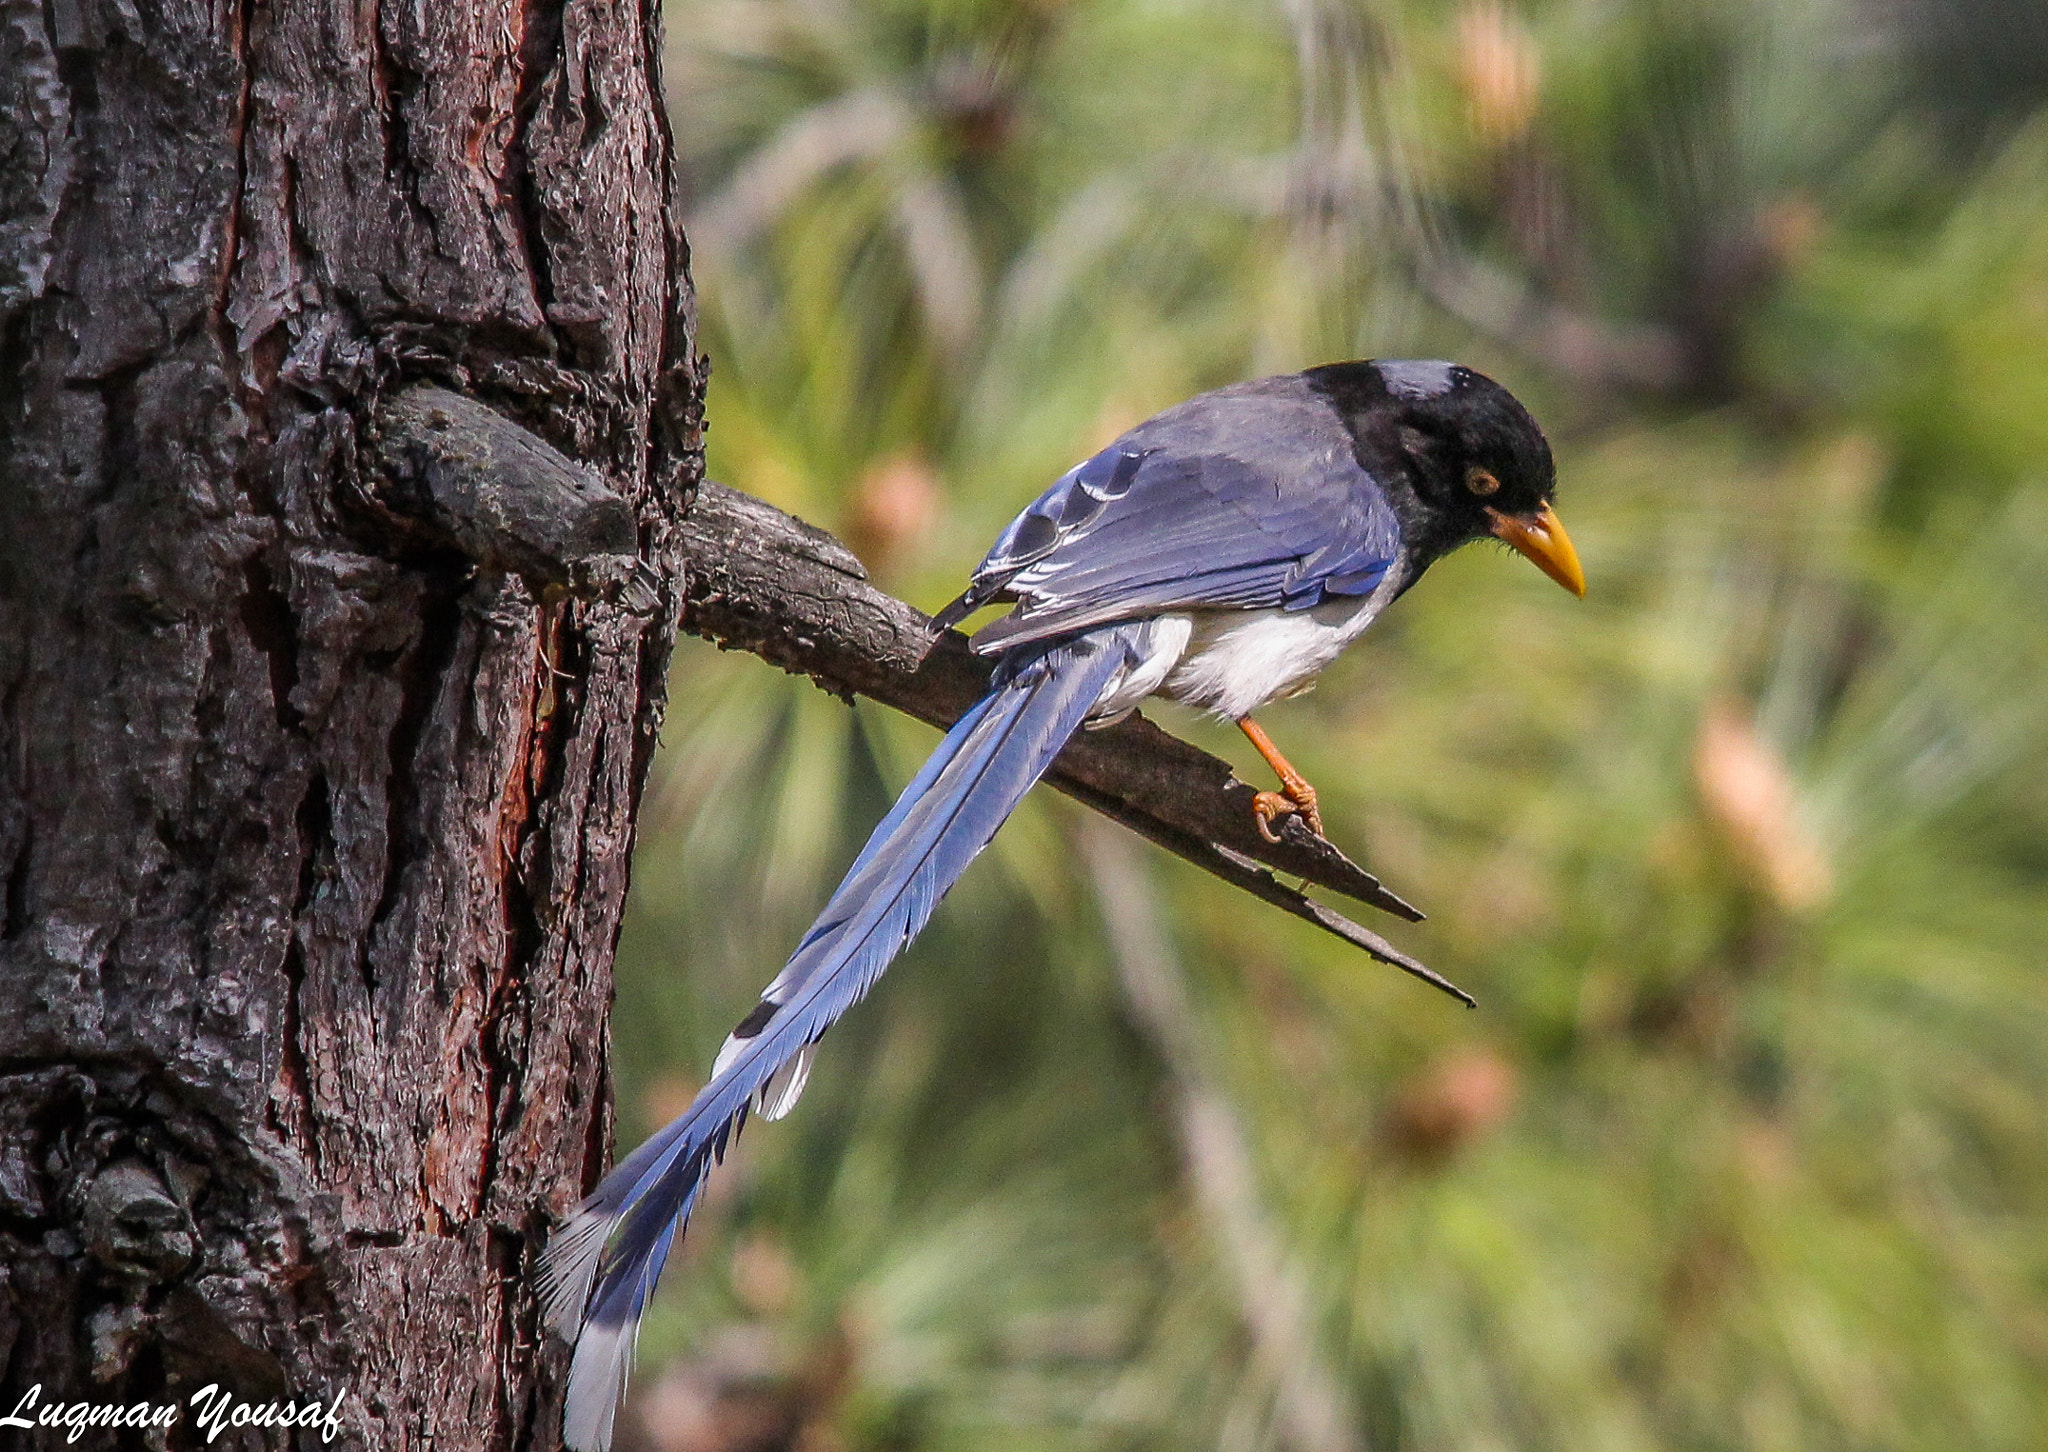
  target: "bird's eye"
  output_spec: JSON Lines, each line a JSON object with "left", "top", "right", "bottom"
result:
{"left": 1465, "top": 467, "right": 1501, "bottom": 496}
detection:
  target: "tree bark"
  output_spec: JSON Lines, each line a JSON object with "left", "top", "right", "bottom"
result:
{"left": 0, "top": 0, "right": 700, "bottom": 1442}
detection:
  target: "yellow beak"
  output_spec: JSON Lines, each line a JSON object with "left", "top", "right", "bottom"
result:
{"left": 1487, "top": 502, "right": 1586, "bottom": 597}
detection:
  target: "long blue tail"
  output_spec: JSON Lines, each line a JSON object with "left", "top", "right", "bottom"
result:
{"left": 539, "top": 623, "right": 1146, "bottom": 1451}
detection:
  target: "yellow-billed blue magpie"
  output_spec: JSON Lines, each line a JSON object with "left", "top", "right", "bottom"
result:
{"left": 540, "top": 359, "right": 1583, "bottom": 1450}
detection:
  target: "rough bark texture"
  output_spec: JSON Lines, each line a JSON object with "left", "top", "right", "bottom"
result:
{"left": 0, "top": 0, "right": 701, "bottom": 1441}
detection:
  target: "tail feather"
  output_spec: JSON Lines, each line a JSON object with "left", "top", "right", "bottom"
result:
{"left": 561, "top": 1215, "right": 679, "bottom": 1452}
{"left": 540, "top": 625, "right": 1145, "bottom": 1450}
{"left": 754, "top": 1041, "right": 816, "bottom": 1121}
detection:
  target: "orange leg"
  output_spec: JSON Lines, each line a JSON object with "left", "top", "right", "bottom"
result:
{"left": 1239, "top": 717, "right": 1324, "bottom": 842}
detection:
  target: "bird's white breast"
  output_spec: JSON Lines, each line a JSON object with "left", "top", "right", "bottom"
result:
{"left": 1163, "top": 596, "right": 1379, "bottom": 720}
{"left": 1082, "top": 568, "right": 1407, "bottom": 726}
{"left": 1083, "top": 615, "right": 1194, "bottom": 727}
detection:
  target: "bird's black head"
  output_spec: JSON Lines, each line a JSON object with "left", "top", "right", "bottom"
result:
{"left": 1305, "top": 359, "right": 1583, "bottom": 595}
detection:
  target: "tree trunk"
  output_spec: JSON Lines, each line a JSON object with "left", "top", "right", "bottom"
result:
{"left": 0, "top": 0, "right": 701, "bottom": 1440}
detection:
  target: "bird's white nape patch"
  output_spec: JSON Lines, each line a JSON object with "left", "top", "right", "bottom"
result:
{"left": 754, "top": 1041, "right": 816, "bottom": 1121}
{"left": 1377, "top": 359, "right": 1457, "bottom": 400}
{"left": 538, "top": 1204, "right": 613, "bottom": 1337}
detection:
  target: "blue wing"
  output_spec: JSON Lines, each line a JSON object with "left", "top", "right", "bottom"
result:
{"left": 936, "top": 378, "right": 1405, "bottom": 652}
{"left": 540, "top": 623, "right": 1150, "bottom": 1452}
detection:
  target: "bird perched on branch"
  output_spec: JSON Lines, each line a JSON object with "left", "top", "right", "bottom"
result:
{"left": 540, "top": 359, "right": 1584, "bottom": 1449}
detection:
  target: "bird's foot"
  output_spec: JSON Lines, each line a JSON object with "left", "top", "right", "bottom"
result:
{"left": 1238, "top": 717, "right": 1326, "bottom": 842}
{"left": 1253, "top": 783, "right": 1323, "bottom": 843}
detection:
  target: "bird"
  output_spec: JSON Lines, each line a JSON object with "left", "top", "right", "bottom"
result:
{"left": 539, "top": 358, "right": 1584, "bottom": 1450}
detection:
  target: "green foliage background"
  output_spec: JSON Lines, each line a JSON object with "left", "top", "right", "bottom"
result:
{"left": 608, "top": 1, "right": 2048, "bottom": 1447}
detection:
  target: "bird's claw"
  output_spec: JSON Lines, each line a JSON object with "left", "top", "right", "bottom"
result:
{"left": 1253, "top": 787, "right": 1324, "bottom": 843}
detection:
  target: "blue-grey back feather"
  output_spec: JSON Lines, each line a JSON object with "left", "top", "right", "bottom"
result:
{"left": 541, "top": 623, "right": 1148, "bottom": 1450}
{"left": 937, "top": 377, "right": 1404, "bottom": 651}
